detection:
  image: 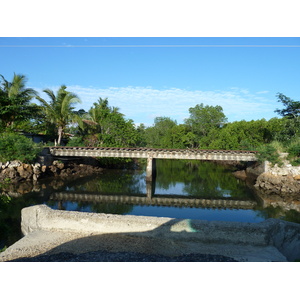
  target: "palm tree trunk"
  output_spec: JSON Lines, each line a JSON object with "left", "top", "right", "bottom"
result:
{"left": 57, "top": 126, "right": 63, "bottom": 145}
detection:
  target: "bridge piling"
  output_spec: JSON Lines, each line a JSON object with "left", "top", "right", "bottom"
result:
{"left": 146, "top": 157, "right": 156, "bottom": 182}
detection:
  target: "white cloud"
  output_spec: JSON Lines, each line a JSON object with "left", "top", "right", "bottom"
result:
{"left": 256, "top": 90, "right": 269, "bottom": 94}
{"left": 34, "top": 85, "right": 279, "bottom": 127}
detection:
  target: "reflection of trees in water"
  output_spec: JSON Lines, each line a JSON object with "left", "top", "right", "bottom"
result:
{"left": 46, "top": 200, "right": 134, "bottom": 215}
{"left": 63, "top": 169, "right": 145, "bottom": 195}
{"left": 255, "top": 206, "right": 300, "bottom": 224}
{"left": 156, "top": 160, "right": 254, "bottom": 200}
{"left": 0, "top": 193, "right": 45, "bottom": 249}
{"left": 78, "top": 202, "right": 133, "bottom": 215}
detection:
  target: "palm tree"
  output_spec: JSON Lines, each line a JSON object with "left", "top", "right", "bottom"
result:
{"left": 0, "top": 73, "right": 38, "bottom": 128}
{"left": 36, "top": 85, "right": 81, "bottom": 145}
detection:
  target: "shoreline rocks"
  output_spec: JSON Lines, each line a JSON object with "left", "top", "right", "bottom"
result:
{"left": 254, "top": 160, "right": 300, "bottom": 195}
{"left": 231, "top": 158, "right": 300, "bottom": 197}
{"left": 0, "top": 159, "right": 104, "bottom": 183}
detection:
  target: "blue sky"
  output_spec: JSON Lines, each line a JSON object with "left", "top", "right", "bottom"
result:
{"left": 1, "top": 37, "right": 300, "bottom": 126}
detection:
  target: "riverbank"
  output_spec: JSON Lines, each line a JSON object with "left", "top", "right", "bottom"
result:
{"left": 0, "top": 159, "right": 104, "bottom": 183}
{"left": 232, "top": 158, "right": 300, "bottom": 197}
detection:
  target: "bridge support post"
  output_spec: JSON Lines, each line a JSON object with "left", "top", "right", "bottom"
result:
{"left": 146, "top": 180, "right": 156, "bottom": 199}
{"left": 146, "top": 157, "right": 156, "bottom": 182}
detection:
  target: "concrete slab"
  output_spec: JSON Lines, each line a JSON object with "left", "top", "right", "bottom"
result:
{"left": 1, "top": 205, "right": 299, "bottom": 262}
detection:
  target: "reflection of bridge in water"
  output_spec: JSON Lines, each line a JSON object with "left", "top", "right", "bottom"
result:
{"left": 48, "top": 146, "right": 258, "bottom": 181}
{"left": 50, "top": 192, "right": 257, "bottom": 210}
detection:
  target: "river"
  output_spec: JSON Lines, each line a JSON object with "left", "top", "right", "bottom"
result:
{"left": 1, "top": 159, "right": 300, "bottom": 250}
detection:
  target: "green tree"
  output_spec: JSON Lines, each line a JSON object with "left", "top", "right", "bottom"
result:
{"left": 184, "top": 103, "right": 227, "bottom": 147}
{"left": 36, "top": 85, "right": 81, "bottom": 145}
{"left": 275, "top": 93, "right": 300, "bottom": 119}
{"left": 144, "top": 117, "right": 193, "bottom": 149}
{"left": 274, "top": 93, "right": 300, "bottom": 142}
{"left": 209, "top": 119, "right": 272, "bottom": 150}
{"left": 0, "top": 73, "right": 38, "bottom": 129}
{"left": 82, "top": 98, "right": 138, "bottom": 147}
{"left": 135, "top": 123, "right": 147, "bottom": 147}
{"left": 145, "top": 117, "right": 178, "bottom": 148}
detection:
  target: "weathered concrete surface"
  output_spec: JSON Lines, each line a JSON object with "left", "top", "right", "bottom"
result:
{"left": 1, "top": 205, "right": 299, "bottom": 262}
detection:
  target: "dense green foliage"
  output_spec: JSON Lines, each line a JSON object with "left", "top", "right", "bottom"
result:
{"left": 36, "top": 85, "right": 81, "bottom": 145}
{"left": 256, "top": 144, "right": 282, "bottom": 166}
{"left": 79, "top": 98, "right": 139, "bottom": 147}
{"left": 1, "top": 72, "right": 300, "bottom": 164}
{"left": 184, "top": 103, "right": 227, "bottom": 148}
{"left": 275, "top": 93, "right": 300, "bottom": 119}
{"left": 286, "top": 139, "right": 300, "bottom": 166}
{"left": 0, "top": 132, "right": 43, "bottom": 162}
{"left": 0, "top": 74, "right": 38, "bottom": 129}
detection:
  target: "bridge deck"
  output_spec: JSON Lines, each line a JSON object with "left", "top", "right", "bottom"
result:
{"left": 49, "top": 146, "right": 258, "bottom": 161}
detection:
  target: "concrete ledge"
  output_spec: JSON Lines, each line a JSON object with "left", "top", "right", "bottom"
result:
{"left": 22, "top": 205, "right": 273, "bottom": 246}
{"left": 2, "top": 205, "right": 300, "bottom": 261}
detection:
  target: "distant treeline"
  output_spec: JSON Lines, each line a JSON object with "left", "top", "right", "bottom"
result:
{"left": 1, "top": 73, "right": 300, "bottom": 162}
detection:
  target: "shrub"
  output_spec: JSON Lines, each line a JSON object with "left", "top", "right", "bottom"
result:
{"left": 67, "top": 136, "right": 86, "bottom": 147}
{"left": 287, "top": 139, "right": 300, "bottom": 166}
{"left": 0, "top": 132, "right": 43, "bottom": 163}
{"left": 269, "top": 140, "right": 285, "bottom": 153}
{"left": 256, "top": 144, "right": 283, "bottom": 166}
{"left": 288, "top": 142, "right": 300, "bottom": 157}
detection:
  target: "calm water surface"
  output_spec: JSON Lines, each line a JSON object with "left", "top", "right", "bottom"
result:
{"left": 1, "top": 160, "right": 299, "bottom": 249}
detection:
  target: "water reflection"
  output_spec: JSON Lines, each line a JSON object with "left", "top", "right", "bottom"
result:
{"left": 1, "top": 160, "right": 300, "bottom": 249}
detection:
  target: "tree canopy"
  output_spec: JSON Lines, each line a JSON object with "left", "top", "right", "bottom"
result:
{"left": 0, "top": 74, "right": 38, "bottom": 129}
{"left": 36, "top": 85, "right": 81, "bottom": 145}
{"left": 275, "top": 93, "right": 300, "bottom": 119}
{"left": 184, "top": 103, "right": 228, "bottom": 148}
{"left": 2, "top": 72, "right": 300, "bottom": 158}
{"left": 80, "top": 97, "right": 138, "bottom": 147}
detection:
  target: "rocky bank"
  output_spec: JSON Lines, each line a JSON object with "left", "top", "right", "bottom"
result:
{"left": 253, "top": 160, "right": 300, "bottom": 196}
{"left": 0, "top": 159, "right": 104, "bottom": 183}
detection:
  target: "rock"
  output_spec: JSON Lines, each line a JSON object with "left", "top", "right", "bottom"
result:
{"left": 8, "top": 160, "right": 22, "bottom": 168}
{"left": 60, "top": 169, "right": 72, "bottom": 177}
{"left": 2, "top": 168, "right": 18, "bottom": 179}
{"left": 57, "top": 163, "right": 65, "bottom": 170}
{"left": 32, "top": 165, "right": 41, "bottom": 175}
{"left": 17, "top": 164, "right": 33, "bottom": 180}
{"left": 49, "top": 165, "right": 58, "bottom": 175}
{"left": 294, "top": 175, "right": 300, "bottom": 180}
{"left": 233, "top": 170, "right": 247, "bottom": 180}
{"left": 256, "top": 172, "right": 300, "bottom": 195}
{"left": 53, "top": 160, "right": 65, "bottom": 169}
{"left": 23, "top": 164, "right": 33, "bottom": 172}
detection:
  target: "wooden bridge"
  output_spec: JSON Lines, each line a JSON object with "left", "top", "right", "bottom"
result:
{"left": 48, "top": 146, "right": 258, "bottom": 181}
